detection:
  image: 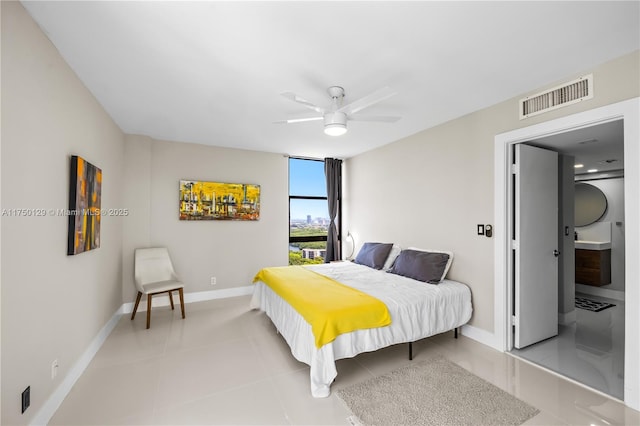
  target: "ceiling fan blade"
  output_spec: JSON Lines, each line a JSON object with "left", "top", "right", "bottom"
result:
{"left": 337, "top": 86, "right": 397, "bottom": 115}
{"left": 273, "top": 116, "right": 323, "bottom": 124}
{"left": 280, "top": 92, "right": 325, "bottom": 114}
{"left": 348, "top": 115, "right": 401, "bottom": 123}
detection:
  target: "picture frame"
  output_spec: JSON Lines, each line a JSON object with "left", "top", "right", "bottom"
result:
{"left": 179, "top": 180, "right": 260, "bottom": 221}
{"left": 67, "top": 155, "right": 102, "bottom": 255}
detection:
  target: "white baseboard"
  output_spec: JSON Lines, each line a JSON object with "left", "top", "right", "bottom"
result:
{"left": 34, "top": 286, "right": 254, "bottom": 425}
{"left": 121, "top": 285, "right": 254, "bottom": 313}
{"left": 575, "top": 284, "right": 625, "bottom": 301}
{"left": 460, "top": 324, "right": 503, "bottom": 352}
{"left": 31, "top": 305, "right": 124, "bottom": 425}
{"left": 559, "top": 309, "right": 577, "bottom": 325}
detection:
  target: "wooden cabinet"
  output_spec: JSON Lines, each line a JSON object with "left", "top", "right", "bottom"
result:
{"left": 575, "top": 249, "right": 611, "bottom": 286}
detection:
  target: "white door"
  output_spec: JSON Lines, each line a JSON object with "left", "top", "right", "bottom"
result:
{"left": 514, "top": 144, "right": 559, "bottom": 349}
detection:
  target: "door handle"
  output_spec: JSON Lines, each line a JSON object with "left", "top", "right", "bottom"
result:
{"left": 553, "top": 249, "right": 561, "bottom": 257}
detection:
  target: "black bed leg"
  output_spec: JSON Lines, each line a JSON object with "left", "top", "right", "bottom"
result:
{"left": 454, "top": 328, "right": 458, "bottom": 339}
{"left": 409, "top": 342, "right": 413, "bottom": 360}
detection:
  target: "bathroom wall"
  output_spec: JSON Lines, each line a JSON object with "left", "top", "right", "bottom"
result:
{"left": 559, "top": 155, "right": 576, "bottom": 322}
{"left": 576, "top": 177, "right": 625, "bottom": 298}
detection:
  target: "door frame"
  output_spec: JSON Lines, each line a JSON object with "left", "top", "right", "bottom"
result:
{"left": 494, "top": 98, "right": 639, "bottom": 410}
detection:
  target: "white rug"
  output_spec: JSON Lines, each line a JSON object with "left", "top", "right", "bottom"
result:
{"left": 336, "top": 355, "right": 539, "bottom": 426}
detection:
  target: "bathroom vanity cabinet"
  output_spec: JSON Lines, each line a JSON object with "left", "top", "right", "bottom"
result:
{"left": 575, "top": 248, "right": 611, "bottom": 286}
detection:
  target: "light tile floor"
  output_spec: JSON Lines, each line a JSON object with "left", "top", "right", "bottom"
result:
{"left": 50, "top": 295, "right": 639, "bottom": 425}
{"left": 511, "top": 293, "right": 625, "bottom": 400}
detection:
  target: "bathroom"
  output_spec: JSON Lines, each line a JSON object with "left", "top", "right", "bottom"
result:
{"left": 511, "top": 119, "right": 626, "bottom": 401}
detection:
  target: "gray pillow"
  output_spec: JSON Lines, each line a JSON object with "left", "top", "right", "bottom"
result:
{"left": 388, "top": 249, "right": 450, "bottom": 284}
{"left": 354, "top": 242, "right": 393, "bottom": 270}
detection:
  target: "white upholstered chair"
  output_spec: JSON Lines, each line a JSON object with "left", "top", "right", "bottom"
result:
{"left": 131, "top": 247, "right": 185, "bottom": 329}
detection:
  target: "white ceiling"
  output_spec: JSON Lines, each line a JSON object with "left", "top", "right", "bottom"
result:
{"left": 21, "top": 1, "right": 640, "bottom": 159}
{"left": 528, "top": 119, "right": 625, "bottom": 175}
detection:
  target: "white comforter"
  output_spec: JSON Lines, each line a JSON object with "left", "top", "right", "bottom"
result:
{"left": 250, "top": 261, "right": 472, "bottom": 397}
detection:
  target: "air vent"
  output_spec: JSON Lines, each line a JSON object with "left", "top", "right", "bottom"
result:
{"left": 520, "top": 74, "right": 593, "bottom": 119}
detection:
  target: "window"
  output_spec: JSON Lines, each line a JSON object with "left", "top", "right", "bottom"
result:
{"left": 289, "top": 158, "right": 329, "bottom": 265}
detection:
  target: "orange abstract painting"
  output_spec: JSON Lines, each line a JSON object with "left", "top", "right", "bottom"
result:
{"left": 67, "top": 155, "right": 102, "bottom": 255}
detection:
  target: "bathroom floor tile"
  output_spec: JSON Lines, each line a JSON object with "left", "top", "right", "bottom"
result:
{"left": 510, "top": 293, "right": 625, "bottom": 400}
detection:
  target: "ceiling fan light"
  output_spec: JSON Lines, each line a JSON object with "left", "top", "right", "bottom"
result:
{"left": 324, "top": 123, "right": 347, "bottom": 136}
{"left": 324, "top": 111, "right": 348, "bottom": 136}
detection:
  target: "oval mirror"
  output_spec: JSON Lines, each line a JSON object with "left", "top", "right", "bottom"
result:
{"left": 575, "top": 183, "right": 607, "bottom": 227}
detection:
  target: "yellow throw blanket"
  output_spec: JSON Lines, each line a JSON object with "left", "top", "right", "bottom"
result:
{"left": 253, "top": 266, "right": 391, "bottom": 348}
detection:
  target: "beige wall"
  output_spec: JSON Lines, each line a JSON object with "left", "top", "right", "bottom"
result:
{"left": 1, "top": 2, "right": 125, "bottom": 425}
{"left": 121, "top": 136, "right": 289, "bottom": 305}
{"left": 346, "top": 50, "right": 639, "bottom": 333}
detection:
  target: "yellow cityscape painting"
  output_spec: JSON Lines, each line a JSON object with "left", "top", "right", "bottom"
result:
{"left": 179, "top": 180, "right": 260, "bottom": 221}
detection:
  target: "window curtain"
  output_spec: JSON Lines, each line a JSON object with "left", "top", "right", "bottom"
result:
{"left": 324, "top": 158, "right": 342, "bottom": 262}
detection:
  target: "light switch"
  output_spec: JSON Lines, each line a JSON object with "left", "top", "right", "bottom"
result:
{"left": 477, "top": 224, "right": 485, "bottom": 235}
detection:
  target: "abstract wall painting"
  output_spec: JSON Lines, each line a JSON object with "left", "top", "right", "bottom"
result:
{"left": 67, "top": 155, "right": 102, "bottom": 255}
{"left": 179, "top": 180, "right": 260, "bottom": 221}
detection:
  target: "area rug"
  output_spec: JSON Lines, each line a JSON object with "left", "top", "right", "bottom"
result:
{"left": 336, "top": 355, "right": 539, "bottom": 426}
{"left": 575, "top": 296, "right": 615, "bottom": 312}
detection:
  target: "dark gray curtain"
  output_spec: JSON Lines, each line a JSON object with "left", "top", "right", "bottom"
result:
{"left": 324, "top": 158, "right": 342, "bottom": 262}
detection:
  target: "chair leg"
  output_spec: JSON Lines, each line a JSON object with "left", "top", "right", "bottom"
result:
{"left": 169, "top": 291, "right": 175, "bottom": 310}
{"left": 146, "top": 293, "right": 152, "bottom": 329}
{"left": 131, "top": 292, "right": 142, "bottom": 320}
{"left": 179, "top": 288, "right": 185, "bottom": 319}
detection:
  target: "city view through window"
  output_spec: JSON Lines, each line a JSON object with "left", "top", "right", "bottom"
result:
{"left": 289, "top": 158, "right": 329, "bottom": 265}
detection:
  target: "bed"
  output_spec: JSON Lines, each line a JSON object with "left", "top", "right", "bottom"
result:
{"left": 250, "top": 246, "right": 472, "bottom": 398}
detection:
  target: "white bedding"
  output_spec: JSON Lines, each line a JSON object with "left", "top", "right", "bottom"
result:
{"left": 250, "top": 261, "right": 472, "bottom": 397}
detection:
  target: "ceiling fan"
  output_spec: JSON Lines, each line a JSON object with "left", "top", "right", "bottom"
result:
{"left": 275, "top": 86, "right": 400, "bottom": 136}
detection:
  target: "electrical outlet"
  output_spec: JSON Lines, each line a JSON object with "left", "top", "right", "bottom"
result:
{"left": 22, "top": 386, "right": 30, "bottom": 414}
{"left": 51, "top": 359, "right": 58, "bottom": 379}
{"left": 210, "top": 277, "right": 217, "bottom": 286}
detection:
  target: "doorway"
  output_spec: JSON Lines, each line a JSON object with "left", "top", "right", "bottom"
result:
{"left": 493, "top": 98, "right": 640, "bottom": 411}
{"left": 508, "top": 120, "right": 625, "bottom": 399}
